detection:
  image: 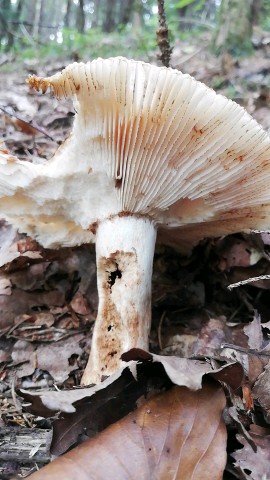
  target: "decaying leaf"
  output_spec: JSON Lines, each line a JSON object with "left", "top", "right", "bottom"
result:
{"left": 27, "top": 383, "right": 227, "bottom": 480}
{"left": 244, "top": 313, "right": 263, "bottom": 350}
{"left": 215, "top": 235, "right": 264, "bottom": 271}
{"left": 0, "top": 277, "right": 12, "bottom": 295}
{"left": 12, "top": 334, "right": 85, "bottom": 382}
{"left": 232, "top": 425, "right": 270, "bottom": 479}
{"left": 122, "top": 348, "right": 244, "bottom": 391}
{"left": 253, "top": 364, "right": 270, "bottom": 421}
{"left": 20, "top": 363, "right": 172, "bottom": 455}
{"left": 221, "top": 313, "right": 270, "bottom": 384}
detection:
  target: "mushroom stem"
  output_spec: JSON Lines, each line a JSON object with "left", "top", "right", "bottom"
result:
{"left": 81, "top": 215, "right": 157, "bottom": 385}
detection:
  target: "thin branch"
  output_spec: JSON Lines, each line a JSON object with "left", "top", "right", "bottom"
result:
{"left": 156, "top": 0, "right": 172, "bottom": 67}
{"left": 221, "top": 343, "right": 270, "bottom": 358}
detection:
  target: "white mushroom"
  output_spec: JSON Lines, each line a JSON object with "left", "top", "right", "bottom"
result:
{"left": 1, "top": 57, "right": 270, "bottom": 384}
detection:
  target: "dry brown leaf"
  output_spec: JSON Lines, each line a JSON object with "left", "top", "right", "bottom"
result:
{"left": 11, "top": 339, "right": 35, "bottom": 378}
{"left": 12, "top": 334, "right": 84, "bottom": 382}
{"left": 215, "top": 235, "right": 262, "bottom": 271}
{"left": 244, "top": 314, "right": 263, "bottom": 351}
{"left": 20, "top": 366, "right": 130, "bottom": 414}
{"left": 0, "top": 277, "right": 12, "bottom": 295}
{"left": 221, "top": 314, "right": 270, "bottom": 384}
{"left": 28, "top": 383, "right": 227, "bottom": 480}
{"left": 253, "top": 364, "right": 270, "bottom": 421}
{"left": 70, "top": 293, "right": 91, "bottom": 315}
{"left": 20, "top": 350, "right": 242, "bottom": 415}
{"left": 191, "top": 316, "right": 230, "bottom": 357}
{"left": 35, "top": 333, "right": 84, "bottom": 383}
{"left": 232, "top": 426, "right": 270, "bottom": 479}
{"left": 122, "top": 348, "right": 244, "bottom": 391}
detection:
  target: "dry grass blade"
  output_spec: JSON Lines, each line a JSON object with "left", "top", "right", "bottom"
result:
{"left": 28, "top": 382, "right": 226, "bottom": 480}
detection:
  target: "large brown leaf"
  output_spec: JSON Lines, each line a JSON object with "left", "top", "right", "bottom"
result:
{"left": 28, "top": 383, "right": 226, "bottom": 480}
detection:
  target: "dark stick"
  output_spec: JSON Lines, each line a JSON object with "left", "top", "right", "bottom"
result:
{"left": 156, "top": 0, "right": 173, "bottom": 67}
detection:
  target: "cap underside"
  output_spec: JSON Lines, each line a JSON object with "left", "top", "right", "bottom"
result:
{"left": 1, "top": 57, "right": 270, "bottom": 250}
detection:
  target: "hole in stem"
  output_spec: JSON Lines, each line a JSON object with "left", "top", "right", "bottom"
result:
{"left": 109, "top": 350, "right": 118, "bottom": 357}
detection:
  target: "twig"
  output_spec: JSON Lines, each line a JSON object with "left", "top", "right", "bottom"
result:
{"left": 0, "top": 106, "right": 56, "bottom": 142}
{"left": 6, "top": 316, "right": 30, "bottom": 338}
{"left": 156, "top": 0, "right": 172, "bottom": 67}
{"left": 221, "top": 343, "right": 270, "bottom": 357}
{"left": 11, "top": 376, "right": 22, "bottom": 412}
{"left": 228, "top": 274, "right": 270, "bottom": 290}
{"left": 157, "top": 310, "right": 166, "bottom": 350}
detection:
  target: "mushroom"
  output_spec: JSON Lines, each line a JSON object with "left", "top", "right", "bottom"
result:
{"left": 1, "top": 57, "right": 270, "bottom": 384}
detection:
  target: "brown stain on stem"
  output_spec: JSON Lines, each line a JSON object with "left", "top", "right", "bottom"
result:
{"left": 96, "top": 250, "right": 140, "bottom": 374}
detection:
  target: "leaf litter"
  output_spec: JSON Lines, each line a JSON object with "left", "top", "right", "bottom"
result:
{"left": 2, "top": 51, "right": 270, "bottom": 478}
{"left": 25, "top": 383, "right": 227, "bottom": 480}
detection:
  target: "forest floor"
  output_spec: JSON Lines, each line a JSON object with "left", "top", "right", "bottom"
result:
{"left": 1, "top": 31, "right": 270, "bottom": 479}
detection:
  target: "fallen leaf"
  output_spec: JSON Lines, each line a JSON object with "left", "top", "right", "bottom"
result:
{"left": 253, "top": 364, "right": 270, "bottom": 421}
{"left": 232, "top": 426, "right": 270, "bottom": 479}
{"left": 122, "top": 348, "right": 244, "bottom": 391}
{"left": 0, "top": 277, "right": 12, "bottom": 295}
{"left": 191, "top": 316, "right": 231, "bottom": 357}
{"left": 27, "top": 383, "right": 227, "bottom": 480}
{"left": 215, "top": 235, "right": 263, "bottom": 271}
{"left": 244, "top": 313, "right": 263, "bottom": 350}
{"left": 19, "top": 350, "right": 240, "bottom": 456}
{"left": 20, "top": 350, "right": 243, "bottom": 418}
{"left": 21, "top": 363, "right": 170, "bottom": 455}
{"left": 221, "top": 313, "right": 270, "bottom": 384}
{"left": 70, "top": 293, "right": 91, "bottom": 315}
{"left": 35, "top": 333, "right": 85, "bottom": 383}
{"left": 12, "top": 334, "right": 84, "bottom": 382}
{"left": 11, "top": 340, "right": 35, "bottom": 378}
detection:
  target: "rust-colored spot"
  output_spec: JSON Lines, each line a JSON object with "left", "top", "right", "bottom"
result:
{"left": 116, "top": 211, "right": 151, "bottom": 220}
{"left": 75, "top": 84, "right": 80, "bottom": 91}
{"left": 115, "top": 178, "right": 122, "bottom": 188}
{"left": 117, "top": 210, "right": 132, "bottom": 218}
{"left": 192, "top": 125, "right": 203, "bottom": 135}
{"left": 89, "top": 221, "right": 98, "bottom": 235}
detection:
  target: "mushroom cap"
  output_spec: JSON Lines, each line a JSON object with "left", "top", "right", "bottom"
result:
{"left": 1, "top": 57, "right": 270, "bottom": 251}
